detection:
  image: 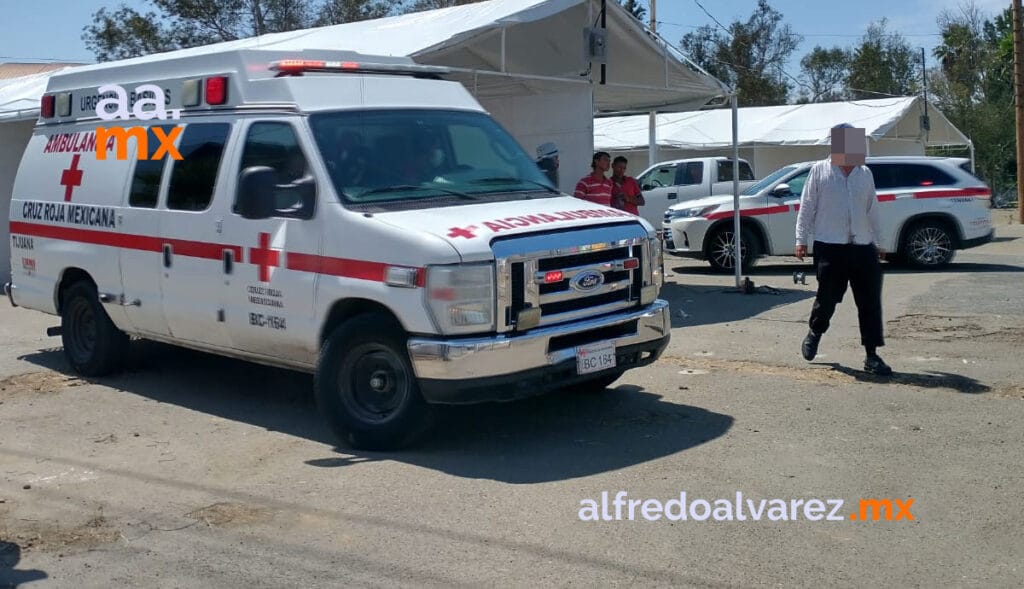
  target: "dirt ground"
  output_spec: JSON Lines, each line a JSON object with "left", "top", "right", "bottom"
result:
{"left": 2, "top": 223, "right": 1023, "bottom": 588}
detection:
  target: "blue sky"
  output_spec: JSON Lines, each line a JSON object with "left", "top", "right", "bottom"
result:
{"left": 0, "top": 0, "right": 1012, "bottom": 79}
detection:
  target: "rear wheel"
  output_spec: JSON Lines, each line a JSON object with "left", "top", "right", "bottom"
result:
{"left": 60, "top": 281, "right": 129, "bottom": 376}
{"left": 707, "top": 226, "right": 759, "bottom": 273}
{"left": 901, "top": 221, "right": 955, "bottom": 268}
{"left": 314, "top": 312, "right": 432, "bottom": 450}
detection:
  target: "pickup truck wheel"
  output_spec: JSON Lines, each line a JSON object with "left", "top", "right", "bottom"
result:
{"left": 901, "top": 221, "right": 955, "bottom": 268}
{"left": 61, "top": 281, "right": 128, "bottom": 376}
{"left": 707, "top": 226, "right": 758, "bottom": 273}
{"left": 314, "top": 313, "right": 432, "bottom": 450}
{"left": 570, "top": 371, "right": 625, "bottom": 394}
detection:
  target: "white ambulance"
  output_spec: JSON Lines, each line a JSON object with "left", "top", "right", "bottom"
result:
{"left": 5, "top": 49, "right": 669, "bottom": 450}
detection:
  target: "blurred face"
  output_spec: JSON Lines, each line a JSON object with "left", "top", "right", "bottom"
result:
{"left": 611, "top": 161, "right": 627, "bottom": 177}
{"left": 831, "top": 127, "right": 866, "bottom": 167}
{"left": 594, "top": 154, "right": 611, "bottom": 173}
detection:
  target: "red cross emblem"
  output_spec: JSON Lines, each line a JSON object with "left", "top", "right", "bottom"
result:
{"left": 447, "top": 225, "right": 478, "bottom": 239}
{"left": 60, "top": 154, "right": 84, "bottom": 202}
{"left": 249, "top": 232, "right": 281, "bottom": 282}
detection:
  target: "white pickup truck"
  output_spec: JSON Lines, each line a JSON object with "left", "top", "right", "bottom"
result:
{"left": 635, "top": 156, "right": 757, "bottom": 228}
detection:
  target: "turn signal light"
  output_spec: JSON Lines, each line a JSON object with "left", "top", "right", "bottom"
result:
{"left": 543, "top": 271, "right": 563, "bottom": 283}
{"left": 40, "top": 95, "right": 55, "bottom": 118}
{"left": 205, "top": 76, "right": 228, "bottom": 105}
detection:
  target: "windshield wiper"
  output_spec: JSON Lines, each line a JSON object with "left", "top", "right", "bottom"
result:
{"left": 358, "top": 184, "right": 478, "bottom": 200}
{"left": 470, "top": 177, "right": 560, "bottom": 194}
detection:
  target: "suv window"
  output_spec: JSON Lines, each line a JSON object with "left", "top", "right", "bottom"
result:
{"left": 676, "top": 162, "right": 704, "bottom": 186}
{"left": 167, "top": 123, "right": 231, "bottom": 211}
{"left": 237, "top": 122, "right": 315, "bottom": 218}
{"left": 640, "top": 164, "right": 677, "bottom": 189}
{"left": 784, "top": 170, "right": 810, "bottom": 196}
{"left": 867, "top": 163, "right": 956, "bottom": 190}
{"left": 718, "top": 160, "right": 755, "bottom": 182}
{"left": 128, "top": 125, "right": 173, "bottom": 208}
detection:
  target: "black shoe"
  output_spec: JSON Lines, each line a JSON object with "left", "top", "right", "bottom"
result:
{"left": 801, "top": 331, "right": 821, "bottom": 361}
{"left": 864, "top": 354, "right": 893, "bottom": 376}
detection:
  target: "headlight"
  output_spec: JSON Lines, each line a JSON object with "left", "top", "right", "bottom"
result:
{"left": 425, "top": 263, "right": 495, "bottom": 334}
{"left": 649, "top": 237, "right": 664, "bottom": 289}
{"left": 667, "top": 205, "right": 718, "bottom": 220}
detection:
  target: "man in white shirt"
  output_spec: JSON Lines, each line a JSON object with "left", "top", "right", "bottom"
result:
{"left": 795, "top": 124, "right": 891, "bottom": 376}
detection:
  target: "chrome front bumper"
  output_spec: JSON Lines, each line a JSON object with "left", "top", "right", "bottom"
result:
{"left": 407, "top": 300, "right": 670, "bottom": 403}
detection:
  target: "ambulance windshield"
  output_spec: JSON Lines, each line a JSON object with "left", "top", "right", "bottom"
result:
{"left": 310, "top": 109, "right": 558, "bottom": 206}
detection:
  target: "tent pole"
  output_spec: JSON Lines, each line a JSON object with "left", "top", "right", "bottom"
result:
{"left": 649, "top": 111, "right": 658, "bottom": 167}
{"left": 501, "top": 29, "right": 507, "bottom": 73}
{"left": 731, "top": 93, "right": 741, "bottom": 290}
{"left": 970, "top": 139, "right": 976, "bottom": 173}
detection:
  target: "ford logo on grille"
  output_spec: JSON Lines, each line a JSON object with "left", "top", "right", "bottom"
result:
{"left": 571, "top": 270, "right": 605, "bottom": 292}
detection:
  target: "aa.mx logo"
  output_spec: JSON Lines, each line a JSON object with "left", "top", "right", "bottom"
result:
{"left": 94, "top": 84, "right": 182, "bottom": 161}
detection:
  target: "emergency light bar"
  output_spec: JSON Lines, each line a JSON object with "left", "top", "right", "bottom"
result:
{"left": 269, "top": 59, "right": 450, "bottom": 77}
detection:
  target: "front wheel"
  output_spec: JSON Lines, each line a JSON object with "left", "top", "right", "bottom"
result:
{"left": 706, "top": 226, "right": 759, "bottom": 273}
{"left": 314, "top": 312, "right": 432, "bottom": 450}
{"left": 901, "top": 221, "right": 955, "bottom": 268}
{"left": 60, "top": 281, "right": 129, "bottom": 376}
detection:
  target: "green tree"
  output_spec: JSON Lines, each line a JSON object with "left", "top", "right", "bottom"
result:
{"left": 679, "top": 0, "right": 802, "bottom": 106}
{"left": 798, "top": 46, "right": 850, "bottom": 103}
{"left": 846, "top": 18, "right": 919, "bottom": 99}
{"left": 619, "top": 0, "right": 647, "bottom": 22}
{"left": 84, "top": 0, "right": 403, "bottom": 61}
{"left": 928, "top": 3, "right": 1015, "bottom": 196}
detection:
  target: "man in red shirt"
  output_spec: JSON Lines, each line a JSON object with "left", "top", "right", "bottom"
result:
{"left": 610, "top": 155, "right": 645, "bottom": 215}
{"left": 573, "top": 151, "right": 613, "bottom": 206}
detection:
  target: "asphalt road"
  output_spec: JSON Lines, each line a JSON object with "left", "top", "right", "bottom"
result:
{"left": 2, "top": 221, "right": 1023, "bottom": 588}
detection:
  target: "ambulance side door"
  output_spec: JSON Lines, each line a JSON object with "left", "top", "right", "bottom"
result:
{"left": 220, "top": 119, "right": 321, "bottom": 363}
{"left": 158, "top": 121, "right": 235, "bottom": 348}
{"left": 119, "top": 126, "right": 172, "bottom": 336}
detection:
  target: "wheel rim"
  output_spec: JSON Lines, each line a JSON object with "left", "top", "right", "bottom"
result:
{"left": 710, "top": 230, "right": 746, "bottom": 269}
{"left": 909, "top": 227, "right": 951, "bottom": 265}
{"left": 66, "top": 297, "right": 97, "bottom": 364}
{"left": 340, "top": 344, "right": 410, "bottom": 423}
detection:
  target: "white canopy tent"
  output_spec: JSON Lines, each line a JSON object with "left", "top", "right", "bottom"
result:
{"left": 594, "top": 96, "right": 973, "bottom": 177}
{"left": 0, "top": 0, "right": 729, "bottom": 282}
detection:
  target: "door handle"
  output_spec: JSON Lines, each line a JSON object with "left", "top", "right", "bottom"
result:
{"left": 162, "top": 244, "right": 172, "bottom": 268}
{"left": 223, "top": 249, "right": 233, "bottom": 275}
{"left": 668, "top": 193, "right": 677, "bottom": 200}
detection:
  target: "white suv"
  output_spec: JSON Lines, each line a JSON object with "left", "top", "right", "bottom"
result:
{"left": 662, "top": 156, "right": 993, "bottom": 272}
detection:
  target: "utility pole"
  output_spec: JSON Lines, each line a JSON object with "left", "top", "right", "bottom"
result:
{"left": 650, "top": 0, "right": 656, "bottom": 33}
{"left": 920, "top": 47, "right": 930, "bottom": 144}
{"left": 1014, "top": 0, "right": 1024, "bottom": 223}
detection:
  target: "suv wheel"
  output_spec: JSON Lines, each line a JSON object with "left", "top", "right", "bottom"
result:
{"left": 902, "top": 221, "right": 955, "bottom": 268}
{"left": 61, "top": 281, "right": 129, "bottom": 376}
{"left": 707, "top": 226, "right": 758, "bottom": 273}
{"left": 314, "top": 312, "right": 432, "bottom": 450}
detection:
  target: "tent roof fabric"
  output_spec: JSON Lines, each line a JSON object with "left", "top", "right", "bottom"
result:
{"left": 0, "top": 0, "right": 726, "bottom": 122}
{"left": 594, "top": 97, "right": 971, "bottom": 151}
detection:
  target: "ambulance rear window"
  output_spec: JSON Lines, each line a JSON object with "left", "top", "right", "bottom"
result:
{"left": 167, "top": 123, "right": 231, "bottom": 211}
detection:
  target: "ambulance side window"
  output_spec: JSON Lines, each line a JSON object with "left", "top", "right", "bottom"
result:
{"left": 166, "top": 123, "right": 231, "bottom": 212}
{"left": 237, "top": 122, "right": 315, "bottom": 219}
{"left": 128, "top": 126, "right": 172, "bottom": 208}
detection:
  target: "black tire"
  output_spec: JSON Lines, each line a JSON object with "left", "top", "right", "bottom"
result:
{"left": 706, "top": 226, "right": 759, "bottom": 273}
{"left": 60, "top": 281, "right": 129, "bottom": 376}
{"left": 314, "top": 312, "right": 432, "bottom": 450}
{"left": 901, "top": 220, "right": 956, "bottom": 268}
{"left": 570, "top": 371, "right": 625, "bottom": 394}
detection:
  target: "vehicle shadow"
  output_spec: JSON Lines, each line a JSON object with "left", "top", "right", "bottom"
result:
{"left": 0, "top": 541, "right": 47, "bottom": 588}
{"left": 820, "top": 363, "right": 991, "bottom": 394}
{"left": 672, "top": 260, "right": 1024, "bottom": 277}
{"left": 19, "top": 342, "right": 733, "bottom": 484}
{"left": 658, "top": 281, "right": 814, "bottom": 328}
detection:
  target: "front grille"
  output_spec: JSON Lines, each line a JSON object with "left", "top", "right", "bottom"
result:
{"left": 493, "top": 226, "right": 649, "bottom": 331}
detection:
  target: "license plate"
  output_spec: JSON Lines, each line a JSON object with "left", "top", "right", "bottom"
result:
{"left": 576, "top": 341, "right": 616, "bottom": 375}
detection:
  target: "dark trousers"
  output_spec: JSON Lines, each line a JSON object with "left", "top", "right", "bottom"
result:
{"left": 809, "top": 241, "right": 884, "bottom": 348}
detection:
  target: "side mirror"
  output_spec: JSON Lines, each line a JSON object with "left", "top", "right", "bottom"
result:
{"left": 772, "top": 183, "right": 791, "bottom": 198}
{"left": 641, "top": 184, "right": 653, "bottom": 191}
{"left": 236, "top": 166, "right": 279, "bottom": 219}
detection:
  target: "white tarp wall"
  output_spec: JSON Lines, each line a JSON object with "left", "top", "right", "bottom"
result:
{"left": 0, "top": 120, "right": 34, "bottom": 283}
{"left": 595, "top": 96, "right": 970, "bottom": 177}
{"left": 480, "top": 90, "right": 593, "bottom": 194}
